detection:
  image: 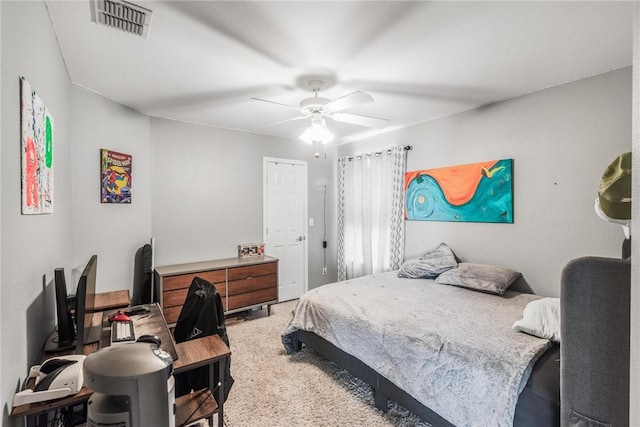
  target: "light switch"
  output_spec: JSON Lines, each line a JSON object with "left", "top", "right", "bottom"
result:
{"left": 309, "top": 218, "right": 314, "bottom": 226}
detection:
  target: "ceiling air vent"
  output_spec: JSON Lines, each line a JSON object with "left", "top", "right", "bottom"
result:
{"left": 92, "top": 0, "right": 152, "bottom": 38}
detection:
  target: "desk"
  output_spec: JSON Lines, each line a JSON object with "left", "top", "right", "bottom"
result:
{"left": 100, "top": 304, "right": 178, "bottom": 361}
{"left": 11, "top": 303, "right": 230, "bottom": 427}
{"left": 93, "top": 290, "right": 130, "bottom": 312}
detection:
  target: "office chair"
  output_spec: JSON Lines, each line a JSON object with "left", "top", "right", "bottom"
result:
{"left": 173, "top": 276, "right": 234, "bottom": 403}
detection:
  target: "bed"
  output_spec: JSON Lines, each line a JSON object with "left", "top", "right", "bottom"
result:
{"left": 282, "top": 239, "right": 632, "bottom": 427}
{"left": 282, "top": 267, "right": 561, "bottom": 427}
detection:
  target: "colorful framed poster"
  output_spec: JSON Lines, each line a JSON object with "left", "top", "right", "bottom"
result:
{"left": 101, "top": 149, "right": 132, "bottom": 203}
{"left": 405, "top": 159, "right": 513, "bottom": 223}
{"left": 21, "top": 77, "right": 54, "bottom": 214}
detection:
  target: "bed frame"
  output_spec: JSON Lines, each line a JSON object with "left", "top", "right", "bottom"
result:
{"left": 295, "top": 329, "right": 559, "bottom": 427}
{"left": 295, "top": 329, "right": 454, "bottom": 426}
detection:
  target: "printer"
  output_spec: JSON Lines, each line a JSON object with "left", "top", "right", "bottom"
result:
{"left": 13, "top": 354, "right": 86, "bottom": 407}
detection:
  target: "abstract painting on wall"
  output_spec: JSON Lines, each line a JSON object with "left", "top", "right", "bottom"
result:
{"left": 101, "top": 149, "right": 132, "bottom": 203}
{"left": 405, "top": 159, "right": 513, "bottom": 223}
{"left": 21, "top": 77, "right": 54, "bottom": 215}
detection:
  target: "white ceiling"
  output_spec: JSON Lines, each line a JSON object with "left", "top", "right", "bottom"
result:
{"left": 45, "top": 1, "right": 633, "bottom": 144}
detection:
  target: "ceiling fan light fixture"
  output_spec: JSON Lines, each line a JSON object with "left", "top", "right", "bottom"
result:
{"left": 253, "top": 78, "right": 386, "bottom": 142}
{"left": 300, "top": 116, "right": 334, "bottom": 145}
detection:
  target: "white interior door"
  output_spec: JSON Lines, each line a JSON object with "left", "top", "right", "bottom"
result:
{"left": 264, "top": 158, "right": 308, "bottom": 302}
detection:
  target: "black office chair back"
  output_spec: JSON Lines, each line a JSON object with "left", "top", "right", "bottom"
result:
{"left": 173, "top": 276, "right": 234, "bottom": 403}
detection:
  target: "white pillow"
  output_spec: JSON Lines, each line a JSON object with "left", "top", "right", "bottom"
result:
{"left": 512, "top": 297, "right": 561, "bottom": 343}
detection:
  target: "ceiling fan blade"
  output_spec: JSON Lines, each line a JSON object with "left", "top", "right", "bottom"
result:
{"left": 251, "top": 97, "right": 300, "bottom": 111}
{"left": 325, "top": 91, "right": 374, "bottom": 112}
{"left": 252, "top": 115, "right": 307, "bottom": 131}
{"left": 332, "top": 112, "right": 388, "bottom": 129}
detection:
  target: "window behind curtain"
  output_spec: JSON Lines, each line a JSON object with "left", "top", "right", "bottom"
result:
{"left": 337, "top": 146, "right": 406, "bottom": 281}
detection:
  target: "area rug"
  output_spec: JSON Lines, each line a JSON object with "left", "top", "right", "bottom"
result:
{"left": 222, "top": 300, "right": 431, "bottom": 427}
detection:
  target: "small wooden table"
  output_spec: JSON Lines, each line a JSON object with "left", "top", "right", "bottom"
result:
{"left": 174, "top": 335, "right": 231, "bottom": 427}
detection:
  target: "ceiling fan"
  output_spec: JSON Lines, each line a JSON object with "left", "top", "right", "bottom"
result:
{"left": 251, "top": 79, "right": 389, "bottom": 140}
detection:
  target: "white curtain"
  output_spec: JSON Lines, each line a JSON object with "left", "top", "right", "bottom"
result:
{"left": 337, "top": 146, "right": 406, "bottom": 281}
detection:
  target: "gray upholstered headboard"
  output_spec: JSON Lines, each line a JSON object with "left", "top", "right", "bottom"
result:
{"left": 560, "top": 255, "right": 631, "bottom": 427}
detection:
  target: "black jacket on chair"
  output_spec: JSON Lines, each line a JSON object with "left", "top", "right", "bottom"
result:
{"left": 173, "top": 276, "right": 234, "bottom": 403}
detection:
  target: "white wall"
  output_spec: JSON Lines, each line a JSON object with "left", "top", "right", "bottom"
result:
{"left": 0, "top": 1, "right": 4, "bottom": 421}
{"left": 630, "top": 4, "right": 639, "bottom": 424}
{"left": 1, "top": 2, "right": 73, "bottom": 425}
{"left": 339, "top": 68, "right": 632, "bottom": 298}
{"left": 70, "top": 86, "right": 151, "bottom": 293}
{"left": 150, "top": 118, "right": 337, "bottom": 289}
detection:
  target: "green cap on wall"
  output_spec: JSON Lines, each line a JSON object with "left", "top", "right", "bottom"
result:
{"left": 598, "top": 152, "right": 632, "bottom": 220}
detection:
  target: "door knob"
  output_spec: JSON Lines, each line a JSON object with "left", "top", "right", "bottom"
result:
{"left": 296, "top": 236, "right": 305, "bottom": 242}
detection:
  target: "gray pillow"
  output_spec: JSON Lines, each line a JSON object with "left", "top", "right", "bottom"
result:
{"left": 397, "top": 243, "right": 458, "bottom": 279}
{"left": 434, "top": 262, "right": 521, "bottom": 295}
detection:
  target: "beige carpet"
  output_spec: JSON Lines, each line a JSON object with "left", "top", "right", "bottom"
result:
{"left": 223, "top": 300, "right": 431, "bottom": 427}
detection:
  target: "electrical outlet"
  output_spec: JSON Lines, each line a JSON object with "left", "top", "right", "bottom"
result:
{"left": 322, "top": 267, "right": 327, "bottom": 275}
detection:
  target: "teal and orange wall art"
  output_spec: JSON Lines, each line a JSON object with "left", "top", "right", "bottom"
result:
{"left": 405, "top": 159, "right": 513, "bottom": 223}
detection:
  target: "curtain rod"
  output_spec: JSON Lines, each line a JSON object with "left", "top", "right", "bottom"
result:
{"left": 346, "top": 145, "right": 412, "bottom": 161}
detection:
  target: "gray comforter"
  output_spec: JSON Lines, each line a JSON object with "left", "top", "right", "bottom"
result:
{"left": 282, "top": 271, "right": 551, "bottom": 427}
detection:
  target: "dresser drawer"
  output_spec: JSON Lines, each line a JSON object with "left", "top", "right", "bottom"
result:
{"left": 227, "top": 287, "right": 278, "bottom": 312}
{"left": 163, "top": 296, "right": 228, "bottom": 325}
{"left": 163, "top": 285, "right": 226, "bottom": 309}
{"left": 163, "top": 306, "right": 182, "bottom": 325}
{"left": 162, "top": 270, "right": 226, "bottom": 292}
{"left": 228, "top": 273, "right": 276, "bottom": 296}
{"left": 227, "top": 262, "right": 277, "bottom": 281}
{"left": 163, "top": 288, "right": 189, "bottom": 310}
{"left": 162, "top": 269, "right": 227, "bottom": 325}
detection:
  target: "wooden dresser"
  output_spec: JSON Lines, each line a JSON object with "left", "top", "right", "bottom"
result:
{"left": 155, "top": 255, "right": 278, "bottom": 325}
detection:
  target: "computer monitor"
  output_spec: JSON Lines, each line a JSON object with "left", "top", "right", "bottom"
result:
{"left": 44, "top": 268, "right": 77, "bottom": 352}
{"left": 75, "top": 254, "right": 101, "bottom": 354}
